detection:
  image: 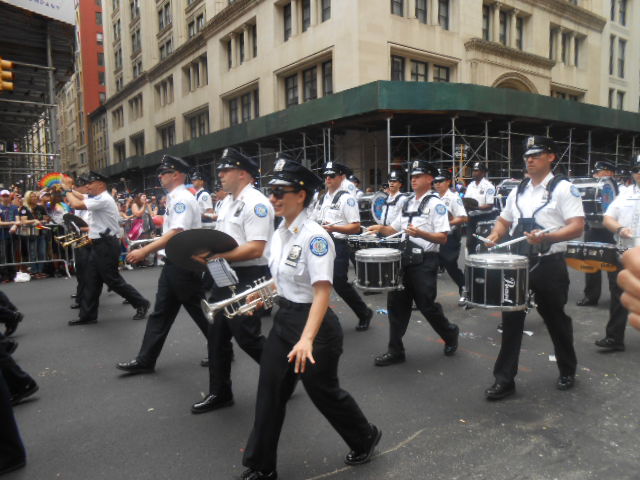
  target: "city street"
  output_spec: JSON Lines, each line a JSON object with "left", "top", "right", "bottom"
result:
{"left": 3, "top": 262, "right": 639, "bottom": 480}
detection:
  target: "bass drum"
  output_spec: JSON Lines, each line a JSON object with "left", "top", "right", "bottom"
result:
{"left": 570, "top": 177, "right": 617, "bottom": 228}
{"left": 370, "top": 192, "right": 388, "bottom": 225}
{"left": 357, "top": 193, "right": 375, "bottom": 227}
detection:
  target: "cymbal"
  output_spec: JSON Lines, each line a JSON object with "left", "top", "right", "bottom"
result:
{"left": 165, "top": 229, "right": 238, "bottom": 272}
{"left": 63, "top": 213, "right": 88, "bottom": 228}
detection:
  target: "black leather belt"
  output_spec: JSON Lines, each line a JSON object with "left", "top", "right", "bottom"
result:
{"left": 91, "top": 236, "right": 117, "bottom": 245}
{"left": 278, "top": 297, "right": 311, "bottom": 311}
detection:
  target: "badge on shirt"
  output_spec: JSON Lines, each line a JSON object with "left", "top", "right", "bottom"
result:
{"left": 174, "top": 202, "right": 186, "bottom": 214}
{"left": 310, "top": 237, "right": 329, "bottom": 256}
{"left": 480, "top": 190, "right": 485, "bottom": 194}
{"left": 254, "top": 204, "right": 268, "bottom": 218}
{"left": 487, "top": 188, "right": 495, "bottom": 195}
{"left": 435, "top": 204, "right": 446, "bottom": 215}
{"left": 234, "top": 201, "right": 245, "bottom": 217}
{"left": 284, "top": 245, "right": 302, "bottom": 267}
{"left": 570, "top": 185, "right": 581, "bottom": 197}
{"left": 348, "top": 184, "right": 355, "bottom": 192}
{"left": 347, "top": 198, "right": 356, "bottom": 207}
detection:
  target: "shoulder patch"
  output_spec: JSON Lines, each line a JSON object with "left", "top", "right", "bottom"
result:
{"left": 487, "top": 188, "right": 495, "bottom": 195}
{"left": 435, "top": 204, "right": 447, "bottom": 215}
{"left": 347, "top": 198, "right": 356, "bottom": 207}
{"left": 174, "top": 202, "right": 186, "bottom": 214}
{"left": 310, "top": 236, "right": 329, "bottom": 256}
{"left": 570, "top": 185, "right": 581, "bottom": 198}
{"left": 457, "top": 198, "right": 463, "bottom": 206}
{"left": 254, "top": 203, "right": 268, "bottom": 218}
{"left": 348, "top": 184, "right": 355, "bottom": 191}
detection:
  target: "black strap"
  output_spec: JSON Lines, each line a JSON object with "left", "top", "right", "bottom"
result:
{"left": 515, "top": 174, "right": 568, "bottom": 220}
{"left": 401, "top": 193, "right": 439, "bottom": 224}
{"left": 196, "top": 189, "right": 209, "bottom": 200}
{"left": 383, "top": 192, "right": 409, "bottom": 225}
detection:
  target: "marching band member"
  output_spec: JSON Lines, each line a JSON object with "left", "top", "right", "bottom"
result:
{"left": 464, "top": 162, "right": 496, "bottom": 254}
{"left": 576, "top": 161, "right": 618, "bottom": 307}
{"left": 312, "top": 162, "right": 373, "bottom": 331}
{"left": 191, "top": 170, "right": 215, "bottom": 226}
{"left": 433, "top": 169, "right": 468, "bottom": 305}
{"left": 191, "top": 147, "right": 274, "bottom": 414}
{"left": 70, "top": 175, "right": 91, "bottom": 310}
{"left": 117, "top": 156, "right": 210, "bottom": 375}
{"left": 348, "top": 175, "right": 364, "bottom": 199}
{"left": 596, "top": 155, "right": 640, "bottom": 351}
{"left": 64, "top": 172, "right": 150, "bottom": 326}
{"left": 367, "top": 160, "right": 459, "bottom": 366}
{"left": 240, "top": 158, "right": 380, "bottom": 480}
{"left": 483, "top": 136, "right": 584, "bottom": 399}
{"left": 381, "top": 170, "right": 409, "bottom": 226}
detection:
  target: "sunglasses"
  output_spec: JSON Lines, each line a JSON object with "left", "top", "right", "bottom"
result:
{"left": 325, "top": 174, "right": 337, "bottom": 179}
{"left": 268, "top": 187, "right": 300, "bottom": 199}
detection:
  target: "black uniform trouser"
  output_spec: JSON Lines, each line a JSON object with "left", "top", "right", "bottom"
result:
{"left": 243, "top": 302, "right": 371, "bottom": 473}
{"left": 0, "top": 290, "right": 18, "bottom": 324}
{"left": 466, "top": 210, "right": 498, "bottom": 254}
{"left": 438, "top": 231, "right": 465, "bottom": 293}
{"left": 208, "top": 265, "right": 268, "bottom": 395}
{"left": 136, "top": 261, "right": 210, "bottom": 366}
{"left": 582, "top": 227, "right": 616, "bottom": 302}
{"left": 387, "top": 253, "right": 455, "bottom": 354}
{"left": 0, "top": 371, "right": 25, "bottom": 469}
{"left": 80, "top": 237, "right": 147, "bottom": 322}
{"left": 0, "top": 335, "right": 33, "bottom": 396}
{"left": 605, "top": 270, "right": 628, "bottom": 343}
{"left": 494, "top": 254, "right": 577, "bottom": 384}
{"left": 333, "top": 238, "right": 369, "bottom": 321}
{"left": 74, "top": 246, "right": 90, "bottom": 303}
{"left": 0, "top": 235, "right": 16, "bottom": 282}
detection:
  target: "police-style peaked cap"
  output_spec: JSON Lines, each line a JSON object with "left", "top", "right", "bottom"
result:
{"left": 409, "top": 159, "right": 438, "bottom": 177}
{"left": 75, "top": 175, "right": 88, "bottom": 187}
{"left": 217, "top": 147, "right": 260, "bottom": 177}
{"left": 190, "top": 170, "right": 204, "bottom": 181}
{"left": 434, "top": 168, "right": 452, "bottom": 182}
{"left": 322, "top": 161, "right": 352, "bottom": 177}
{"left": 472, "top": 162, "right": 487, "bottom": 171}
{"left": 86, "top": 171, "right": 109, "bottom": 183}
{"left": 270, "top": 158, "right": 323, "bottom": 191}
{"left": 593, "top": 160, "right": 616, "bottom": 173}
{"left": 523, "top": 136, "right": 557, "bottom": 157}
{"left": 388, "top": 170, "right": 405, "bottom": 183}
{"left": 157, "top": 155, "right": 190, "bottom": 174}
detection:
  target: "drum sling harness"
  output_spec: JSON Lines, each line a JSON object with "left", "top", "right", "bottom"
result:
{"left": 383, "top": 192, "right": 410, "bottom": 225}
{"left": 318, "top": 190, "right": 349, "bottom": 240}
{"left": 399, "top": 193, "right": 439, "bottom": 265}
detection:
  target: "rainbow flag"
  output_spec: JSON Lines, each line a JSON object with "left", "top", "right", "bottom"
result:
{"left": 39, "top": 172, "right": 71, "bottom": 188}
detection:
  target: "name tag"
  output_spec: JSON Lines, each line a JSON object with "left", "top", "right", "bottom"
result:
{"left": 284, "top": 245, "right": 302, "bottom": 267}
{"left": 234, "top": 201, "right": 245, "bottom": 217}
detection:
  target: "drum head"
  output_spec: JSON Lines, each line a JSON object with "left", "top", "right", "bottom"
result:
{"left": 355, "top": 247, "right": 402, "bottom": 261}
{"left": 465, "top": 253, "right": 529, "bottom": 268}
{"left": 371, "top": 192, "right": 388, "bottom": 225}
{"left": 63, "top": 213, "right": 88, "bottom": 228}
{"left": 166, "top": 229, "right": 238, "bottom": 272}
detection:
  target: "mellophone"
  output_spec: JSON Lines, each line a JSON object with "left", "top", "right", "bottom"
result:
{"left": 347, "top": 233, "right": 405, "bottom": 292}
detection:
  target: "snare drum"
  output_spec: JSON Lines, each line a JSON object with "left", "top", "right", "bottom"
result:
{"left": 464, "top": 254, "right": 529, "bottom": 311}
{"left": 377, "top": 237, "right": 405, "bottom": 250}
{"left": 475, "top": 220, "right": 496, "bottom": 239}
{"left": 565, "top": 241, "right": 620, "bottom": 273}
{"left": 570, "top": 177, "right": 617, "bottom": 228}
{"left": 354, "top": 248, "right": 403, "bottom": 291}
{"left": 347, "top": 235, "right": 379, "bottom": 252}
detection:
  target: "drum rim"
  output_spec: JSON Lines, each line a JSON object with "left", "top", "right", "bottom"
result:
{"left": 465, "top": 253, "right": 529, "bottom": 267}
{"left": 355, "top": 247, "right": 403, "bottom": 261}
{"left": 464, "top": 301, "right": 528, "bottom": 312}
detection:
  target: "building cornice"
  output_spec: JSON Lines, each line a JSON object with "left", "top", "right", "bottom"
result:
{"left": 465, "top": 38, "right": 556, "bottom": 70}
{"left": 519, "top": 0, "right": 606, "bottom": 31}
{"left": 103, "top": 0, "right": 263, "bottom": 109}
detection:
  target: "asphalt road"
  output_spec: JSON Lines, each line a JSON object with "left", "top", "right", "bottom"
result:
{"left": 3, "top": 261, "right": 639, "bottom": 480}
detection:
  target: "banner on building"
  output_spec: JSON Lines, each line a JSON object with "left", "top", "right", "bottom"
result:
{"left": 3, "top": 0, "right": 75, "bottom": 25}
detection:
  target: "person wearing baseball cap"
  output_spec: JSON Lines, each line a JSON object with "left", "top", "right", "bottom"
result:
{"left": 464, "top": 161, "right": 496, "bottom": 254}
{"left": 312, "top": 161, "right": 373, "bottom": 331}
{"left": 367, "top": 159, "right": 460, "bottom": 366}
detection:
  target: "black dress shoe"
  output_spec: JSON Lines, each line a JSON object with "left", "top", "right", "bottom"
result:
{"left": 191, "top": 392, "right": 234, "bottom": 414}
{"left": 595, "top": 337, "right": 625, "bottom": 351}
{"left": 576, "top": 298, "right": 598, "bottom": 307}
{"left": 68, "top": 318, "right": 97, "bottom": 326}
{"left": 0, "top": 458, "right": 26, "bottom": 475}
{"left": 11, "top": 381, "right": 39, "bottom": 406}
{"left": 70, "top": 303, "right": 80, "bottom": 309}
{"left": 557, "top": 375, "right": 575, "bottom": 390}
{"left": 122, "top": 299, "right": 130, "bottom": 305}
{"left": 116, "top": 359, "right": 155, "bottom": 374}
{"left": 374, "top": 351, "right": 405, "bottom": 367}
{"left": 5, "top": 339, "right": 18, "bottom": 355}
{"left": 444, "top": 324, "right": 459, "bottom": 356}
{"left": 200, "top": 357, "right": 209, "bottom": 367}
{"left": 356, "top": 308, "right": 373, "bottom": 331}
{"left": 4, "top": 312, "right": 23, "bottom": 337}
{"left": 485, "top": 382, "right": 515, "bottom": 400}
{"left": 344, "top": 424, "right": 382, "bottom": 466}
{"left": 132, "top": 300, "right": 150, "bottom": 320}
{"left": 240, "top": 468, "right": 278, "bottom": 480}
{"left": 70, "top": 293, "right": 77, "bottom": 299}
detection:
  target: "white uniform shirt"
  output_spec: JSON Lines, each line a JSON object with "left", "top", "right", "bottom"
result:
{"left": 163, "top": 184, "right": 201, "bottom": 235}
{"left": 313, "top": 188, "right": 360, "bottom": 240}
{"left": 75, "top": 194, "right": 92, "bottom": 224}
{"left": 465, "top": 177, "right": 495, "bottom": 207}
{"left": 440, "top": 189, "right": 467, "bottom": 219}
{"left": 269, "top": 209, "right": 334, "bottom": 304}
{"left": 391, "top": 192, "right": 450, "bottom": 253}
{"left": 341, "top": 178, "right": 359, "bottom": 198}
{"left": 605, "top": 184, "right": 640, "bottom": 235}
{"left": 215, "top": 183, "right": 274, "bottom": 267}
{"left": 85, "top": 192, "right": 122, "bottom": 239}
{"left": 501, "top": 173, "right": 585, "bottom": 255}
{"left": 383, "top": 191, "right": 410, "bottom": 226}
{"left": 195, "top": 188, "right": 214, "bottom": 217}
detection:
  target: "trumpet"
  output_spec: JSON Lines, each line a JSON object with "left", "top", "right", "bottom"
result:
{"left": 201, "top": 277, "right": 278, "bottom": 322}
{"left": 55, "top": 232, "right": 91, "bottom": 248}
{"left": 55, "top": 232, "right": 76, "bottom": 242}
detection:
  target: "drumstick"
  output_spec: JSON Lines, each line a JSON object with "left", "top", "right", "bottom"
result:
{"left": 385, "top": 221, "right": 429, "bottom": 240}
{"left": 322, "top": 221, "right": 341, "bottom": 227}
{"left": 472, "top": 233, "right": 492, "bottom": 243}
{"left": 487, "top": 226, "right": 557, "bottom": 252}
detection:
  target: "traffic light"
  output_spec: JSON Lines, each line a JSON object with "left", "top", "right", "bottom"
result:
{"left": 0, "top": 57, "right": 15, "bottom": 92}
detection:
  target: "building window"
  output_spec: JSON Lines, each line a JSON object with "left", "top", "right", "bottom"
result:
{"left": 618, "top": 0, "right": 627, "bottom": 25}
{"left": 238, "top": 33, "right": 245, "bottom": 64}
{"left": 433, "top": 64, "right": 450, "bottom": 82}
{"left": 410, "top": 60, "right": 427, "bottom": 81}
{"left": 132, "top": 59, "right": 142, "bottom": 78}
{"left": 321, "top": 0, "right": 331, "bottom": 21}
{"left": 114, "top": 47, "right": 122, "bottom": 70}
{"left": 253, "top": 89, "right": 260, "bottom": 118}
{"left": 158, "top": 122, "right": 175, "bottom": 149}
{"left": 302, "top": 0, "right": 311, "bottom": 32}
{"left": 129, "top": 94, "right": 143, "bottom": 120}
{"left": 131, "top": 28, "right": 141, "bottom": 54}
{"left": 482, "top": 5, "right": 490, "bottom": 41}
{"left": 96, "top": 12, "right": 102, "bottom": 25}
{"left": 197, "top": 13, "right": 205, "bottom": 32}
{"left": 499, "top": 10, "right": 508, "bottom": 45}
{"left": 549, "top": 28, "right": 556, "bottom": 60}
{"left": 303, "top": 66, "right": 317, "bottom": 101}
{"left": 112, "top": 0, "right": 119, "bottom": 11}
{"left": 226, "top": 39, "right": 232, "bottom": 69}
{"left": 97, "top": 33, "right": 103, "bottom": 45}
{"left": 98, "top": 71, "right": 105, "bottom": 85}
{"left": 609, "top": 35, "right": 615, "bottom": 75}
{"left": 251, "top": 24, "right": 257, "bottom": 57}
{"left": 158, "top": 2, "right": 172, "bottom": 31}
{"left": 573, "top": 36, "right": 580, "bottom": 67}
{"left": 155, "top": 75, "right": 174, "bottom": 107}
{"left": 113, "top": 20, "right": 121, "bottom": 41}
{"left": 99, "top": 92, "right": 106, "bottom": 104}
{"left": 187, "top": 110, "right": 209, "bottom": 139}
{"left": 229, "top": 98, "right": 239, "bottom": 125}
{"left": 131, "top": 134, "right": 144, "bottom": 156}
{"left": 283, "top": 3, "right": 292, "bottom": 41}
{"left": 515, "top": 17, "right": 524, "bottom": 50}
{"left": 391, "top": 55, "right": 405, "bottom": 81}
{"left": 114, "top": 141, "right": 126, "bottom": 162}
{"left": 617, "top": 91, "right": 625, "bottom": 110}
{"left": 183, "top": 55, "right": 208, "bottom": 93}
{"left": 241, "top": 93, "right": 252, "bottom": 122}
{"left": 561, "top": 32, "right": 570, "bottom": 64}
{"left": 391, "top": 0, "right": 403, "bottom": 16}
{"left": 285, "top": 74, "right": 298, "bottom": 107}
{"left": 115, "top": 75, "right": 123, "bottom": 92}
{"left": 438, "top": 0, "right": 449, "bottom": 30}
{"left": 416, "top": 0, "right": 427, "bottom": 23}
{"left": 188, "top": 20, "right": 196, "bottom": 38}
{"left": 618, "top": 38, "right": 625, "bottom": 78}
{"left": 611, "top": 0, "right": 616, "bottom": 20}
{"left": 608, "top": 88, "right": 615, "bottom": 108}
{"left": 97, "top": 52, "right": 104, "bottom": 66}
{"left": 322, "top": 60, "right": 333, "bottom": 95}
{"left": 130, "top": 0, "right": 139, "bottom": 19}
{"left": 159, "top": 38, "right": 173, "bottom": 60}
